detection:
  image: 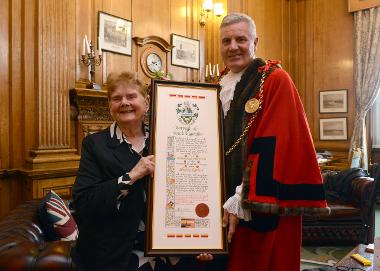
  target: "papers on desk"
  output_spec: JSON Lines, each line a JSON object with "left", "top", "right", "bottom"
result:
{"left": 318, "top": 158, "right": 329, "bottom": 165}
{"left": 365, "top": 243, "right": 374, "bottom": 253}
{"left": 317, "top": 150, "right": 333, "bottom": 159}
{"left": 317, "top": 150, "right": 333, "bottom": 165}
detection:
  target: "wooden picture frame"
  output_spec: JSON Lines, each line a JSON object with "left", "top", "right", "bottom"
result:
{"left": 98, "top": 11, "right": 132, "bottom": 56}
{"left": 319, "top": 89, "right": 348, "bottom": 113}
{"left": 171, "top": 34, "right": 200, "bottom": 69}
{"left": 320, "top": 118, "right": 348, "bottom": 140}
{"left": 146, "top": 79, "right": 227, "bottom": 256}
{"left": 348, "top": 0, "right": 380, "bottom": 12}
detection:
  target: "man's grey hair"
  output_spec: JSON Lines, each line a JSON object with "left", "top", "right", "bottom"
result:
{"left": 220, "top": 13, "right": 257, "bottom": 57}
{"left": 220, "top": 13, "right": 256, "bottom": 41}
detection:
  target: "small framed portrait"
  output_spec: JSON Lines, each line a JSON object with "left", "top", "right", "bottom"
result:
{"left": 171, "top": 34, "right": 200, "bottom": 69}
{"left": 320, "top": 118, "right": 348, "bottom": 140}
{"left": 98, "top": 11, "right": 132, "bottom": 56}
{"left": 319, "top": 90, "right": 348, "bottom": 113}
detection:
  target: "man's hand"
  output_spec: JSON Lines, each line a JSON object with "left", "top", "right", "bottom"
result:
{"left": 196, "top": 253, "right": 214, "bottom": 261}
{"left": 222, "top": 209, "right": 239, "bottom": 243}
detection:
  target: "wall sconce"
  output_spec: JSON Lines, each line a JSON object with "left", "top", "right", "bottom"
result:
{"left": 199, "top": 1, "right": 224, "bottom": 27}
{"left": 213, "top": 3, "right": 224, "bottom": 17}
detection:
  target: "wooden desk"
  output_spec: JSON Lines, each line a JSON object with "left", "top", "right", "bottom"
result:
{"left": 319, "top": 157, "right": 349, "bottom": 171}
{"left": 334, "top": 244, "right": 374, "bottom": 271}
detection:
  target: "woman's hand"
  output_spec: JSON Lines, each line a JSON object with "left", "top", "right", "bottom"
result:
{"left": 196, "top": 253, "right": 214, "bottom": 261}
{"left": 129, "top": 155, "right": 155, "bottom": 182}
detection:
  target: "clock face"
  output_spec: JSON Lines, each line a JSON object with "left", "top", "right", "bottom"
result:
{"left": 146, "top": 53, "right": 162, "bottom": 73}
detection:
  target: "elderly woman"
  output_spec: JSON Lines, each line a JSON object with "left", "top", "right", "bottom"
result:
{"left": 71, "top": 71, "right": 220, "bottom": 271}
{"left": 71, "top": 72, "right": 155, "bottom": 271}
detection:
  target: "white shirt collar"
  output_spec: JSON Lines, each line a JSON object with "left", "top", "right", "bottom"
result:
{"left": 109, "top": 121, "right": 149, "bottom": 153}
{"left": 219, "top": 69, "right": 246, "bottom": 118}
{"left": 110, "top": 122, "right": 124, "bottom": 143}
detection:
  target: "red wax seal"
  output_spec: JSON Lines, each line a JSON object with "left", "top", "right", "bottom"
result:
{"left": 195, "top": 203, "right": 209, "bottom": 218}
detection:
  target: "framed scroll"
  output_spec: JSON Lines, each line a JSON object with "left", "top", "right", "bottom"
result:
{"left": 146, "top": 79, "right": 227, "bottom": 256}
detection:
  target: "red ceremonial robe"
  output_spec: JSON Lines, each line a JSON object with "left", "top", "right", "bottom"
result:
{"left": 228, "top": 61, "right": 329, "bottom": 271}
{"left": 241, "top": 62, "right": 329, "bottom": 214}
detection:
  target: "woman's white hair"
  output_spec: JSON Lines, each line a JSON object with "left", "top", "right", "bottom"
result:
{"left": 220, "top": 13, "right": 257, "bottom": 57}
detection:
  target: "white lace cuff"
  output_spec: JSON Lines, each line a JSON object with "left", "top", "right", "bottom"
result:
{"left": 223, "top": 184, "right": 252, "bottom": 221}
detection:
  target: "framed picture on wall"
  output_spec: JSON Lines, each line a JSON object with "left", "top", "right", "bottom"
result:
{"left": 171, "top": 34, "right": 200, "bottom": 69}
{"left": 98, "top": 11, "right": 132, "bottom": 56}
{"left": 320, "top": 118, "right": 348, "bottom": 140}
{"left": 319, "top": 90, "right": 348, "bottom": 113}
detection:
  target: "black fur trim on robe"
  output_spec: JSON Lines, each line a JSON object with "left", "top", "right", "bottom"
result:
{"left": 223, "top": 58, "right": 266, "bottom": 197}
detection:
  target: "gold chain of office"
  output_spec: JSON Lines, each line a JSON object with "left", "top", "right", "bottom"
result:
{"left": 225, "top": 71, "right": 268, "bottom": 157}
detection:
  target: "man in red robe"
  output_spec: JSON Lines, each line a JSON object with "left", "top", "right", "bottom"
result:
{"left": 219, "top": 13, "right": 330, "bottom": 271}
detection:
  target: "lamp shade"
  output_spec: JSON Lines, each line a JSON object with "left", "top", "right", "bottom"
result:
{"left": 202, "top": 0, "right": 213, "bottom": 12}
{"left": 214, "top": 3, "right": 224, "bottom": 17}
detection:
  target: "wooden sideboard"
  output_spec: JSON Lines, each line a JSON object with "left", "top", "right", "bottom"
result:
{"left": 21, "top": 168, "right": 78, "bottom": 200}
{"left": 70, "top": 88, "right": 113, "bottom": 153}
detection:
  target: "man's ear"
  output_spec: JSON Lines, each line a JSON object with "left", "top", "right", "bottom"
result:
{"left": 253, "top": 37, "right": 259, "bottom": 52}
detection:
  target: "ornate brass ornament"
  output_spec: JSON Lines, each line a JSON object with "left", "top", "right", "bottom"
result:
{"left": 244, "top": 98, "right": 260, "bottom": 114}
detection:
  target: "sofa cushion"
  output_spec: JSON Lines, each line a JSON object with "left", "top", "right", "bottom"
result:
{"left": 327, "top": 203, "right": 361, "bottom": 219}
{"left": 323, "top": 168, "right": 368, "bottom": 201}
{"left": 303, "top": 203, "right": 361, "bottom": 222}
{"left": 38, "top": 190, "right": 78, "bottom": 241}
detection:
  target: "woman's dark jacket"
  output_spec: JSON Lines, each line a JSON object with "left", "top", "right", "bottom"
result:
{"left": 71, "top": 126, "right": 148, "bottom": 271}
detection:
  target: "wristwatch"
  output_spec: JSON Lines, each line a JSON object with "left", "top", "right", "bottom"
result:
{"left": 119, "top": 172, "right": 134, "bottom": 190}
{"left": 122, "top": 172, "right": 132, "bottom": 182}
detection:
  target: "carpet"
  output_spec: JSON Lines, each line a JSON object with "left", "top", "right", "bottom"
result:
{"left": 300, "top": 246, "right": 353, "bottom": 270}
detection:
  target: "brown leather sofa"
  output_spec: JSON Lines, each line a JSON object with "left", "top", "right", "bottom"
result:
{"left": 0, "top": 200, "right": 76, "bottom": 271}
{"left": 302, "top": 169, "right": 377, "bottom": 246}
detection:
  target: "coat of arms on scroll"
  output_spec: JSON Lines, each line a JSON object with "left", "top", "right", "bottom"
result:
{"left": 176, "top": 101, "right": 199, "bottom": 125}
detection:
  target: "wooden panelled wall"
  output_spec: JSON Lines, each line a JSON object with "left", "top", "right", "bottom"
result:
{"left": 76, "top": 0, "right": 220, "bottom": 85}
{"left": 0, "top": 0, "right": 355, "bottom": 218}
